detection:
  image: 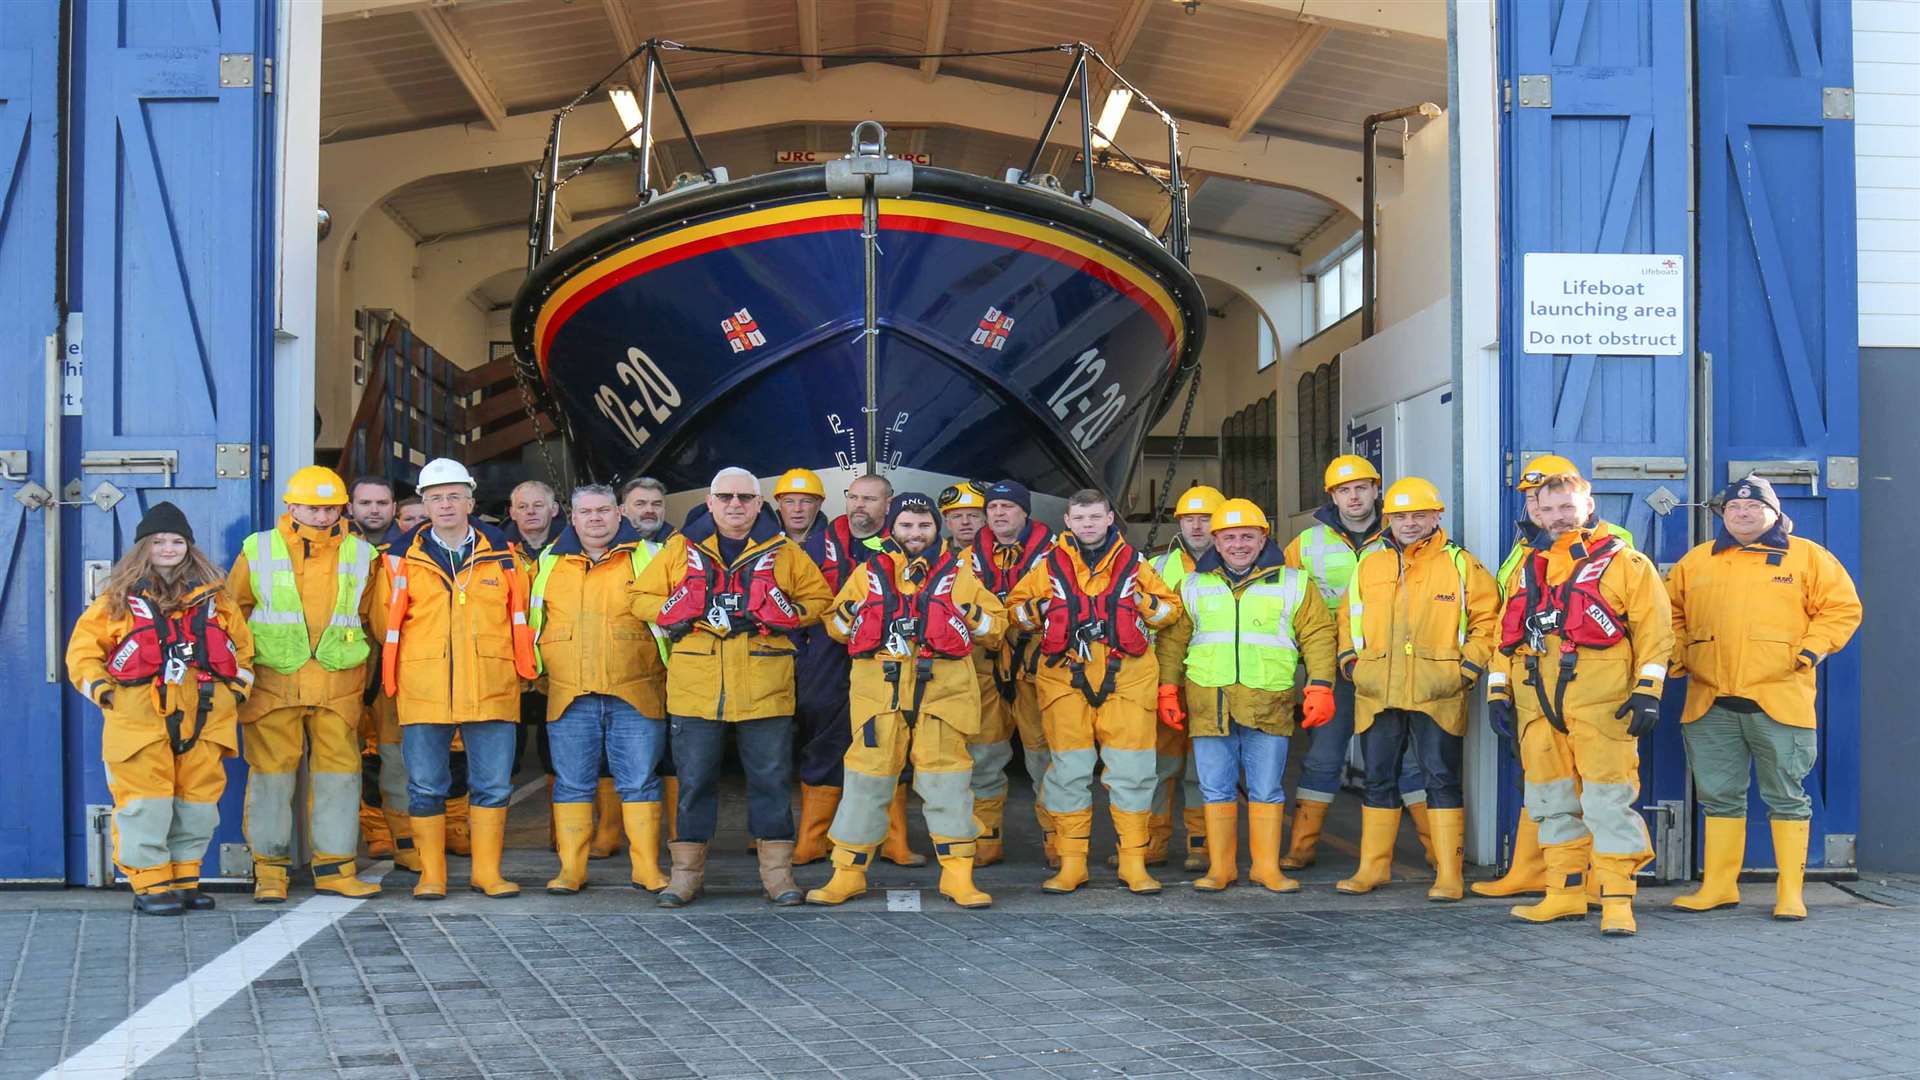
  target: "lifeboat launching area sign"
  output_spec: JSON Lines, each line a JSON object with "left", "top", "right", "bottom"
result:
{"left": 1522, "top": 253, "right": 1685, "bottom": 355}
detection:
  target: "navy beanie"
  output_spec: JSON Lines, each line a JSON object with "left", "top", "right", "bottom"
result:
{"left": 983, "top": 479, "right": 1032, "bottom": 516}
{"left": 884, "top": 492, "right": 938, "bottom": 533}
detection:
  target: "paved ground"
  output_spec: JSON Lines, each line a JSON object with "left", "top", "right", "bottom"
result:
{"left": 6, "top": 779, "right": 1918, "bottom": 1080}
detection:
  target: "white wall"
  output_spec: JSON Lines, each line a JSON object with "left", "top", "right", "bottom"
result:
{"left": 1856, "top": 0, "right": 1920, "bottom": 347}
{"left": 1377, "top": 113, "right": 1454, "bottom": 329}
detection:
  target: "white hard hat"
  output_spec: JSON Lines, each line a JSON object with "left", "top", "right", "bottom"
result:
{"left": 417, "top": 457, "right": 476, "bottom": 490}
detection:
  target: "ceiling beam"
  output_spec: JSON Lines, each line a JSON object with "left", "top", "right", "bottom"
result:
{"left": 1227, "top": 24, "right": 1329, "bottom": 141}
{"left": 1207, "top": 0, "right": 1446, "bottom": 43}
{"left": 600, "top": 0, "right": 648, "bottom": 90}
{"left": 415, "top": 8, "right": 506, "bottom": 130}
{"left": 795, "top": 0, "right": 822, "bottom": 81}
{"left": 324, "top": 0, "right": 526, "bottom": 23}
{"left": 1108, "top": 0, "right": 1154, "bottom": 64}
{"left": 918, "top": 0, "right": 952, "bottom": 82}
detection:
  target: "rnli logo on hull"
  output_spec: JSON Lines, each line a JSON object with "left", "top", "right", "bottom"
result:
{"left": 722, "top": 309, "right": 767, "bottom": 353}
{"left": 972, "top": 307, "right": 1016, "bottom": 351}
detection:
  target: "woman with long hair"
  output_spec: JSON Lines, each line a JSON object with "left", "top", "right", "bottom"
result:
{"left": 66, "top": 502, "right": 255, "bottom": 915}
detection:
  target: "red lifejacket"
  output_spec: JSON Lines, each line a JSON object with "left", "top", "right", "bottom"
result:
{"left": 1500, "top": 535, "right": 1629, "bottom": 656}
{"left": 1038, "top": 542, "right": 1152, "bottom": 660}
{"left": 971, "top": 521, "right": 1053, "bottom": 598}
{"left": 105, "top": 590, "right": 242, "bottom": 753}
{"left": 846, "top": 550, "right": 975, "bottom": 660}
{"left": 656, "top": 540, "right": 805, "bottom": 638}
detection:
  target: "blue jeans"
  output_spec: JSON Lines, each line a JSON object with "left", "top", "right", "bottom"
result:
{"left": 1192, "top": 722, "right": 1290, "bottom": 804}
{"left": 548, "top": 694, "right": 665, "bottom": 804}
{"left": 402, "top": 721, "right": 517, "bottom": 814}
{"left": 1294, "top": 675, "right": 1429, "bottom": 804}
{"left": 670, "top": 715, "right": 795, "bottom": 842}
{"left": 1359, "top": 709, "right": 1463, "bottom": 810}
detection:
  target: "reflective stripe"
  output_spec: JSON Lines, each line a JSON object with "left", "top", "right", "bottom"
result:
{"left": 1640, "top": 663, "right": 1666, "bottom": 679}
{"left": 1487, "top": 671, "right": 1508, "bottom": 688}
{"left": 385, "top": 630, "right": 400, "bottom": 643}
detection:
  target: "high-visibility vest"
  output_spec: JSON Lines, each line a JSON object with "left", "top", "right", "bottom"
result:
{"left": 1295, "top": 523, "right": 1379, "bottom": 611}
{"left": 1151, "top": 545, "right": 1197, "bottom": 591}
{"left": 1179, "top": 566, "right": 1310, "bottom": 692}
{"left": 1347, "top": 543, "right": 1471, "bottom": 653}
{"left": 529, "top": 539, "right": 670, "bottom": 671}
{"left": 243, "top": 529, "right": 374, "bottom": 674}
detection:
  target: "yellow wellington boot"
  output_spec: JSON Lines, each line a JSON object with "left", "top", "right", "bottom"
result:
{"left": 933, "top": 838, "right": 992, "bottom": 908}
{"left": 1111, "top": 798, "right": 1175, "bottom": 868}
{"left": 880, "top": 785, "right": 927, "bottom": 866}
{"left": 1405, "top": 801, "right": 1439, "bottom": 870}
{"left": 445, "top": 794, "right": 472, "bottom": 856}
{"left": 1182, "top": 805, "right": 1209, "bottom": 871}
{"left": 793, "top": 784, "right": 841, "bottom": 866}
{"left": 1674, "top": 816, "right": 1746, "bottom": 912}
{"left": 361, "top": 803, "right": 394, "bottom": 860}
{"left": 1112, "top": 809, "right": 1162, "bottom": 894}
{"left": 1247, "top": 803, "right": 1299, "bottom": 893}
{"left": 253, "top": 861, "right": 290, "bottom": 904}
{"left": 1035, "top": 801, "right": 1060, "bottom": 870}
{"left": 1336, "top": 806, "right": 1401, "bottom": 894}
{"left": 546, "top": 802, "right": 593, "bottom": 894}
{"left": 622, "top": 802, "right": 670, "bottom": 891}
{"left": 1586, "top": 859, "right": 1602, "bottom": 910}
{"left": 1510, "top": 839, "right": 1591, "bottom": 923}
{"left": 589, "top": 778, "right": 624, "bottom": 858}
{"left": 1771, "top": 818, "right": 1810, "bottom": 921}
{"left": 411, "top": 814, "right": 448, "bottom": 900}
{"left": 1472, "top": 813, "right": 1547, "bottom": 897}
{"left": 1425, "top": 807, "right": 1465, "bottom": 902}
{"left": 383, "top": 808, "right": 423, "bottom": 873}
{"left": 313, "top": 857, "right": 382, "bottom": 899}
{"left": 466, "top": 805, "right": 520, "bottom": 898}
{"left": 972, "top": 795, "right": 1006, "bottom": 867}
{"left": 661, "top": 776, "right": 679, "bottom": 842}
{"left": 1042, "top": 811, "right": 1091, "bottom": 893}
{"left": 805, "top": 843, "right": 876, "bottom": 906}
{"left": 1279, "top": 799, "right": 1328, "bottom": 871}
{"left": 1595, "top": 863, "right": 1638, "bottom": 936}
{"left": 1193, "top": 803, "right": 1240, "bottom": 892}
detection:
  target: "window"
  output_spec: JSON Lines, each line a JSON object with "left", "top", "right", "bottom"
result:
{"left": 1222, "top": 393, "right": 1279, "bottom": 520}
{"left": 1294, "top": 357, "right": 1342, "bottom": 511}
{"left": 1306, "top": 238, "right": 1364, "bottom": 335}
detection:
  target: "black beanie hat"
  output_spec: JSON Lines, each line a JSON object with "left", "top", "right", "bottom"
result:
{"left": 983, "top": 479, "right": 1032, "bottom": 516}
{"left": 135, "top": 501, "right": 195, "bottom": 546}
{"left": 884, "top": 492, "right": 938, "bottom": 533}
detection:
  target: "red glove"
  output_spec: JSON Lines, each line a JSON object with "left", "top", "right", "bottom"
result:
{"left": 1300, "top": 684, "right": 1336, "bottom": 729}
{"left": 1156, "top": 684, "right": 1186, "bottom": 732}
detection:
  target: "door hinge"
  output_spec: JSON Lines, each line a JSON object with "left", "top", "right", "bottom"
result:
{"left": 1822, "top": 87, "right": 1853, "bottom": 120}
{"left": 1516, "top": 74, "right": 1552, "bottom": 109}
{"left": 1502, "top": 79, "right": 1511, "bottom": 113}
{"left": 262, "top": 57, "right": 274, "bottom": 95}
{"left": 219, "top": 53, "right": 254, "bottom": 89}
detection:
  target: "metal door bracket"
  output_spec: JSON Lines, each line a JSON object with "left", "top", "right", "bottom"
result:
{"left": 1826, "top": 833, "right": 1856, "bottom": 868}
{"left": 88, "top": 482, "right": 125, "bottom": 512}
{"left": 81, "top": 449, "right": 178, "bottom": 477}
{"left": 1728, "top": 458, "right": 1820, "bottom": 495}
{"left": 1591, "top": 456, "right": 1688, "bottom": 480}
{"left": 1826, "top": 456, "right": 1859, "bottom": 490}
{"left": 1645, "top": 485, "right": 1681, "bottom": 516}
{"left": 1823, "top": 87, "right": 1853, "bottom": 120}
{"left": 1516, "top": 75, "right": 1552, "bottom": 108}
{"left": 12, "top": 481, "right": 52, "bottom": 510}
{"left": 220, "top": 53, "right": 254, "bottom": 88}
{"left": 216, "top": 442, "right": 252, "bottom": 479}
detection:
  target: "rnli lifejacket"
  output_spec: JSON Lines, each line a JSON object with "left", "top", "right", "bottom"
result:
{"left": 106, "top": 590, "right": 243, "bottom": 753}
{"left": 1498, "top": 534, "right": 1629, "bottom": 731}
{"left": 971, "top": 521, "right": 1053, "bottom": 598}
{"left": 1038, "top": 542, "right": 1152, "bottom": 707}
{"left": 845, "top": 551, "right": 975, "bottom": 660}
{"left": 656, "top": 541, "right": 805, "bottom": 639}
{"left": 802, "top": 522, "right": 853, "bottom": 594}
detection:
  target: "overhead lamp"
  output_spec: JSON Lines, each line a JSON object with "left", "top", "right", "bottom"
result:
{"left": 609, "top": 86, "right": 648, "bottom": 150}
{"left": 1092, "top": 87, "right": 1133, "bottom": 149}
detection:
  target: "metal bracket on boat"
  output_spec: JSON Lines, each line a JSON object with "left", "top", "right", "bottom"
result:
{"left": 826, "top": 122, "right": 913, "bottom": 197}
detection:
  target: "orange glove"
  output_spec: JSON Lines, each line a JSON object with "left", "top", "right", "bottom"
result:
{"left": 1300, "top": 684, "right": 1336, "bottom": 729}
{"left": 1156, "top": 684, "right": 1186, "bottom": 731}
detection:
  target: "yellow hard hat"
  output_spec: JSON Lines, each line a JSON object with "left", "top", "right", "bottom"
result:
{"left": 284, "top": 465, "right": 349, "bottom": 506}
{"left": 1383, "top": 476, "right": 1445, "bottom": 514}
{"left": 1517, "top": 454, "right": 1580, "bottom": 491}
{"left": 1323, "top": 454, "right": 1382, "bottom": 492}
{"left": 938, "top": 481, "right": 987, "bottom": 512}
{"left": 772, "top": 468, "right": 825, "bottom": 499}
{"left": 1173, "top": 485, "right": 1224, "bottom": 518}
{"left": 1210, "top": 498, "right": 1270, "bottom": 534}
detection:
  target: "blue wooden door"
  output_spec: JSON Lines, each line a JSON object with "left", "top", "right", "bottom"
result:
{"left": 1696, "top": 0, "right": 1859, "bottom": 870}
{"left": 0, "top": 1, "right": 67, "bottom": 882}
{"left": 69, "top": 0, "right": 276, "bottom": 882}
{"left": 1498, "top": 0, "right": 1694, "bottom": 875}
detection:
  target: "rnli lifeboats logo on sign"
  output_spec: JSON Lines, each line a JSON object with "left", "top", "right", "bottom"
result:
{"left": 722, "top": 309, "right": 766, "bottom": 353}
{"left": 972, "top": 307, "right": 1016, "bottom": 350}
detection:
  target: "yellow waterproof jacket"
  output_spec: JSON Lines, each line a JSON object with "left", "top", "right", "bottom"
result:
{"left": 629, "top": 517, "right": 833, "bottom": 722}
{"left": 227, "top": 515, "right": 379, "bottom": 725}
{"left": 1337, "top": 528, "right": 1499, "bottom": 736}
{"left": 375, "top": 523, "right": 538, "bottom": 725}
{"left": 532, "top": 524, "right": 668, "bottom": 721}
{"left": 1155, "top": 546, "right": 1338, "bottom": 737}
{"left": 969, "top": 522, "right": 1054, "bottom": 684}
{"left": 1005, "top": 533, "right": 1182, "bottom": 712}
{"left": 67, "top": 582, "right": 256, "bottom": 762}
{"left": 1489, "top": 528, "right": 1672, "bottom": 733}
{"left": 1665, "top": 529, "right": 1861, "bottom": 728}
{"left": 824, "top": 546, "right": 1005, "bottom": 735}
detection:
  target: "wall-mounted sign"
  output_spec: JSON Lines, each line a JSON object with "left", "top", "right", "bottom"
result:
{"left": 1522, "top": 253, "right": 1685, "bottom": 355}
{"left": 776, "top": 149, "right": 931, "bottom": 166}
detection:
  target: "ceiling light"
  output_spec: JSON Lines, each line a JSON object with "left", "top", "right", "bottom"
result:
{"left": 1092, "top": 87, "right": 1133, "bottom": 149}
{"left": 609, "top": 86, "right": 648, "bottom": 150}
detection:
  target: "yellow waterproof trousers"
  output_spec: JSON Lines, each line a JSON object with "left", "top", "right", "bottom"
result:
{"left": 1519, "top": 711, "right": 1654, "bottom": 881}
{"left": 828, "top": 711, "right": 977, "bottom": 847}
{"left": 243, "top": 705, "right": 365, "bottom": 869}
{"left": 107, "top": 739, "right": 228, "bottom": 893}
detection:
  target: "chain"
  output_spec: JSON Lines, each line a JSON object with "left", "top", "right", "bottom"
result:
{"left": 1144, "top": 363, "right": 1201, "bottom": 551}
{"left": 511, "top": 361, "right": 565, "bottom": 490}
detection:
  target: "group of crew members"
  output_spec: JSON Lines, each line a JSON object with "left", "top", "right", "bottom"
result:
{"left": 66, "top": 449, "right": 1859, "bottom": 935}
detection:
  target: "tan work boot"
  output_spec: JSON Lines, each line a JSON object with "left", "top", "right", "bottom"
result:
{"left": 622, "top": 801, "right": 670, "bottom": 891}
{"left": 1247, "top": 802, "right": 1299, "bottom": 893}
{"left": 1511, "top": 839, "right": 1592, "bottom": 924}
{"left": 383, "top": 808, "right": 423, "bottom": 873}
{"left": 1405, "top": 800, "right": 1439, "bottom": 869}
{"left": 313, "top": 857, "right": 381, "bottom": 899}
{"left": 1193, "top": 802, "right": 1239, "bottom": 892}
{"left": 1112, "top": 809, "right": 1162, "bottom": 894}
{"left": 933, "top": 838, "right": 992, "bottom": 908}
{"left": 1771, "top": 819, "right": 1810, "bottom": 921}
{"left": 972, "top": 795, "right": 1006, "bottom": 867}
{"left": 1472, "top": 811, "right": 1547, "bottom": 897}
{"left": 253, "top": 861, "right": 290, "bottom": 904}
{"left": 656, "top": 841, "right": 706, "bottom": 908}
{"left": 880, "top": 785, "right": 927, "bottom": 866}
{"left": 1042, "top": 811, "right": 1091, "bottom": 894}
{"left": 1182, "top": 804, "right": 1210, "bottom": 871}
{"left": 792, "top": 784, "right": 841, "bottom": 866}
{"left": 1279, "top": 799, "right": 1328, "bottom": 870}
{"left": 757, "top": 839, "right": 804, "bottom": 905}
{"left": 1674, "top": 816, "right": 1746, "bottom": 912}
{"left": 466, "top": 805, "right": 520, "bottom": 898}
{"left": 1425, "top": 807, "right": 1465, "bottom": 902}
{"left": 805, "top": 843, "right": 875, "bottom": 906}
{"left": 411, "top": 814, "right": 448, "bottom": 900}
{"left": 589, "top": 777, "right": 624, "bottom": 858}
{"left": 1335, "top": 806, "right": 1401, "bottom": 894}
{"left": 546, "top": 801, "right": 594, "bottom": 894}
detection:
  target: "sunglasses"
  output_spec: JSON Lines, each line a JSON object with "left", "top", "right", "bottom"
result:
{"left": 712, "top": 492, "right": 757, "bottom": 503}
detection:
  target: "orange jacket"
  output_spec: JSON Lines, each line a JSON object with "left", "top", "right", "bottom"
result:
{"left": 376, "top": 523, "right": 537, "bottom": 725}
{"left": 1665, "top": 531, "right": 1861, "bottom": 728}
{"left": 67, "top": 582, "right": 256, "bottom": 762}
{"left": 1004, "top": 534, "right": 1182, "bottom": 713}
{"left": 226, "top": 514, "right": 379, "bottom": 725}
